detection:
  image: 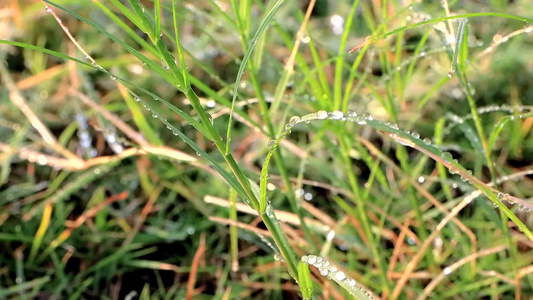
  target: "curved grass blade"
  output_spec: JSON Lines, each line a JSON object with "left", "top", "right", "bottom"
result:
{"left": 298, "top": 260, "right": 313, "bottom": 299}
{"left": 260, "top": 111, "right": 533, "bottom": 241}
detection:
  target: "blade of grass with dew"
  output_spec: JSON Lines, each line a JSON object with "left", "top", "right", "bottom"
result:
{"left": 267, "top": 112, "right": 533, "bottom": 241}
{"left": 302, "top": 255, "right": 374, "bottom": 299}
{"left": 117, "top": 83, "right": 162, "bottom": 146}
{"left": 123, "top": 91, "right": 247, "bottom": 200}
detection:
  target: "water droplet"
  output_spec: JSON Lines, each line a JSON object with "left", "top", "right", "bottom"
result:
{"left": 335, "top": 271, "right": 346, "bottom": 281}
{"left": 347, "top": 278, "right": 356, "bottom": 287}
{"left": 37, "top": 155, "right": 48, "bottom": 165}
{"left": 418, "top": 176, "right": 425, "bottom": 183}
{"left": 443, "top": 267, "right": 452, "bottom": 275}
{"left": 265, "top": 205, "right": 274, "bottom": 217}
{"left": 206, "top": 113, "right": 214, "bottom": 125}
{"left": 304, "top": 192, "right": 313, "bottom": 201}
{"left": 386, "top": 121, "right": 399, "bottom": 130}
{"left": 317, "top": 110, "right": 328, "bottom": 119}
{"left": 301, "top": 255, "right": 308, "bottom": 263}
{"left": 355, "top": 116, "right": 366, "bottom": 125}
{"left": 289, "top": 116, "right": 300, "bottom": 125}
{"left": 152, "top": 114, "right": 158, "bottom": 118}
{"left": 441, "top": 152, "right": 453, "bottom": 162}
{"left": 423, "top": 138, "right": 431, "bottom": 145}
{"left": 307, "top": 256, "right": 317, "bottom": 265}
{"left": 448, "top": 72, "right": 453, "bottom": 78}
{"left": 331, "top": 111, "right": 343, "bottom": 119}
{"left": 314, "top": 257, "right": 324, "bottom": 267}
{"left": 411, "top": 132, "right": 420, "bottom": 139}
{"left": 45, "top": 7, "right": 51, "bottom": 12}
{"left": 497, "top": 192, "right": 509, "bottom": 202}
{"left": 362, "top": 113, "right": 373, "bottom": 120}
{"left": 346, "top": 110, "right": 357, "bottom": 117}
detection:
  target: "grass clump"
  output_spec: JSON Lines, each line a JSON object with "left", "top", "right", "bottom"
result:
{"left": 1, "top": 0, "right": 533, "bottom": 299}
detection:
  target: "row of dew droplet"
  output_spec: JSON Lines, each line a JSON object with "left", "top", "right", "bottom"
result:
{"left": 263, "top": 110, "right": 533, "bottom": 214}
{"left": 301, "top": 255, "right": 374, "bottom": 300}
{"left": 444, "top": 105, "right": 533, "bottom": 135}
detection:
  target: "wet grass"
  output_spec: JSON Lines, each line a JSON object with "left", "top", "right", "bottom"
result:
{"left": 1, "top": 0, "right": 533, "bottom": 299}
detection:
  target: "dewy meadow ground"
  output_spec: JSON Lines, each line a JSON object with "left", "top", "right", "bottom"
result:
{"left": 0, "top": 0, "right": 533, "bottom": 299}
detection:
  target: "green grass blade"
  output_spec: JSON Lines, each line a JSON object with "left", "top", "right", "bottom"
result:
{"left": 226, "top": 0, "right": 285, "bottom": 153}
{"left": 298, "top": 261, "right": 313, "bottom": 299}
